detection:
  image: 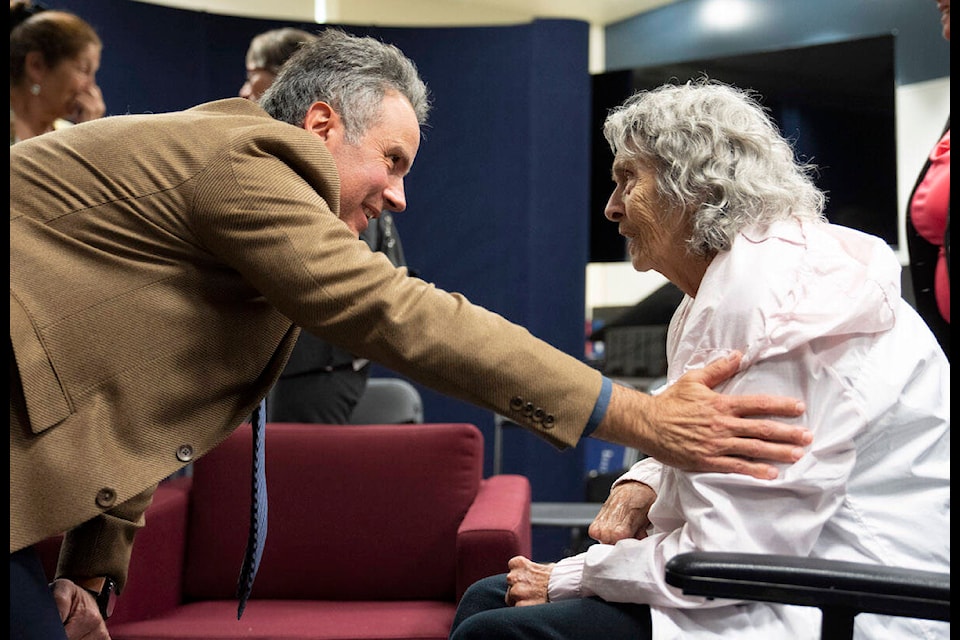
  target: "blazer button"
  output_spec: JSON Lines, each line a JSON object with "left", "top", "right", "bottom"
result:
{"left": 523, "top": 402, "right": 535, "bottom": 417}
{"left": 176, "top": 445, "right": 194, "bottom": 462}
{"left": 542, "top": 415, "right": 555, "bottom": 430}
{"left": 95, "top": 488, "right": 117, "bottom": 509}
{"left": 532, "top": 408, "right": 545, "bottom": 424}
{"left": 509, "top": 396, "right": 524, "bottom": 411}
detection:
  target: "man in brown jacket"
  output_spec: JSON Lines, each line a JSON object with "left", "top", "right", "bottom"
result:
{"left": 10, "top": 28, "right": 809, "bottom": 639}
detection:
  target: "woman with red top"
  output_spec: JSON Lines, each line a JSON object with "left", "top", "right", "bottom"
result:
{"left": 906, "top": 0, "right": 950, "bottom": 358}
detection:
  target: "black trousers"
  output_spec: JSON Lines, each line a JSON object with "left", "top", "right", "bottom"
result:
{"left": 450, "top": 573, "right": 652, "bottom": 640}
{"left": 267, "top": 367, "right": 369, "bottom": 424}
{"left": 10, "top": 547, "right": 68, "bottom": 640}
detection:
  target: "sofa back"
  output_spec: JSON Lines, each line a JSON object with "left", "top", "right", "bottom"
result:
{"left": 182, "top": 423, "right": 484, "bottom": 602}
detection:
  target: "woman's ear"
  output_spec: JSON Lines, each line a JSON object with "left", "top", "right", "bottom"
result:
{"left": 24, "top": 50, "right": 48, "bottom": 85}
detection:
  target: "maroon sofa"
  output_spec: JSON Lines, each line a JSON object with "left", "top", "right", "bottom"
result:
{"left": 38, "top": 422, "right": 531, "bottom": 640}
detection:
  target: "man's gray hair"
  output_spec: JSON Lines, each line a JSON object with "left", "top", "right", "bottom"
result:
{"left": 603, "top": 78, "right": 826, "bottom": 256}
{"left": 260, "top": 27, "right": 431, "bottom": 144}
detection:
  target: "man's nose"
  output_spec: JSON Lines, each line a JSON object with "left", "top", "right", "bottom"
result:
{"left": 384, "top": 177, "right": 407, "bottom": 212}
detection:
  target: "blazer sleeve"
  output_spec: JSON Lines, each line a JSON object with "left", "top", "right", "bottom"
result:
{"left": 55, "top": 484, "right": 158, "bottom": 592}
{"left": 189, "top": 122, "right": 601, "bottom": 449}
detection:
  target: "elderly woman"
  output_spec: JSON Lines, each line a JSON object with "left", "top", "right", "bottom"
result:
{"left": 10, "top": 0, "right": 105, "bottom": 144}
{"left": 449, "top": 80, "right": 950, "bottom": 640}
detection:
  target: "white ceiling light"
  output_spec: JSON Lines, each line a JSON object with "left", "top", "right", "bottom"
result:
{"left": 698, "top": 0, "right": 753, "bottom": 31}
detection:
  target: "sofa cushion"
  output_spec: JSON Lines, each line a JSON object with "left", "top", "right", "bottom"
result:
{"left": 183, "top": 423, "right": 483, "bottom": 602}
{"left": 110, "top": 600, "right": 456, "bottom": 640}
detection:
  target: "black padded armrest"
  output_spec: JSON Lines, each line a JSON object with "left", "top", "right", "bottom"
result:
{"left": 665, "top": 551, "right": 950, "bottom": 622}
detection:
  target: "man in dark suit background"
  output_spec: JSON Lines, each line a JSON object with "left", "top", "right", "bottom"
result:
{"left": 269, "top": 212, "right": 411, "bottom": 423}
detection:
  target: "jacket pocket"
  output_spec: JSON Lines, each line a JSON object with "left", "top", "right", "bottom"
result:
{"left": 10, "top": 293, "right": 72, "bottom": 433}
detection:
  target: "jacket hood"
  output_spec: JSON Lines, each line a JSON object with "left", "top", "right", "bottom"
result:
{"left": 673, "top": 220, "right": 901, "bottom": 369}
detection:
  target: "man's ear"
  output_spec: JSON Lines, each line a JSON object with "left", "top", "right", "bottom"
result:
{"left": 303, "top": 101, "right": 340, "bottom": 141}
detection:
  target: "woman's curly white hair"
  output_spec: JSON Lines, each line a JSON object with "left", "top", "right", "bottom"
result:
{"left": 603, "top": 78, "right": 826, "bottom": 256}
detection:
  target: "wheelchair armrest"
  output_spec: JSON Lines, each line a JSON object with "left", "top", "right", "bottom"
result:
{"left": 664, "top": 551, "right": 950, "bottom": 623}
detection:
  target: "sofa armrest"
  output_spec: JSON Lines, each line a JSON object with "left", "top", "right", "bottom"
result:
{"left": 456, "top": 474, "right": 531, "bottom": 601}
{"left": 107, "top": 477, "right": 192, "bottom": 626}
{"left": 665, "top": 551, "right": 950, "bottom": 638}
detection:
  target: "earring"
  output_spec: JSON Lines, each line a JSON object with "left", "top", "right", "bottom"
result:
{"left": 30, "top": 84, "right": 41, "bottom": 96}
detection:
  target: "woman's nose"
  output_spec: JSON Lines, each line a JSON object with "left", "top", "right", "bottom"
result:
{"left": 604, "top": 191, "right": 623, "bottom": 221}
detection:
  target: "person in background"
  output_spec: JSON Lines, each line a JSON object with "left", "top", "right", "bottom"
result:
{"left": 449, "top": 79, "right": 949, "bottom": 640}
{"left": 11, "top": 29, "right": 813, "bottom": 640}
{"left": 905, "top": 0, "right": 950, "bottom": 358}
{"left": 239, "top": 27, "right": 317, "bottom": 102}
{"left": 9, "top": 0, "right": 105, "bottom": 145}
{"left": 239, "top": 26, "right": 412, "bottom": 423}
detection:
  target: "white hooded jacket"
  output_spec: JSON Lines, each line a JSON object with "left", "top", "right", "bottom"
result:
{"left": 550, "top": 220, "right": 950, "bottom": 639}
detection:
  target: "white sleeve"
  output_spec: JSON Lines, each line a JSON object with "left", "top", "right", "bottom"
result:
{"left": 612, "top": 456, "right": 664, "bottom": 495}
{"left": 547, "top": 553, "right": 586, "bottom": 601}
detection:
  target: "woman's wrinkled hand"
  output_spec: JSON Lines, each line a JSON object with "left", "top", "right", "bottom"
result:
{"left": 505, "top": 556, "right": 553, "bottom": 607}
{"left": 588, "top": 480, "right": 656, "bottom": 544}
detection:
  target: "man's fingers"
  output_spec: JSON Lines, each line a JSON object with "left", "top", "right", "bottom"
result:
{"left": 724, "top": 416, "right": 812, "bottom": 447}
{"left": 726, "top": 394, "right": 806, "bottom": 419}
{"left": 736, "top": 439, "right": 806, "bottom": 464}
{"left": 686, "top": 352, "right": 807, "bottom": 418}
{"left": 689, "top": 351, "right": 742, "bottom": 388}
{"left": 699, "top": 433, "right": 810, "bottom": 479}
{"left": 688, "top": 353, "right": 807, "bottom": 419}
{"left": 700, "top": 456, "right": 782, "bottom": 480}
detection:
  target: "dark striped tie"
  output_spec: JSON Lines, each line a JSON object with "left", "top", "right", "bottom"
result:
{"left": 236, "top": 397, "right": 268, "bottom": 619}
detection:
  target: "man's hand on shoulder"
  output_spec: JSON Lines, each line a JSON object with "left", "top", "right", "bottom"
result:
{"left": 593, "top": 351, "right": 810, "bottom": 480}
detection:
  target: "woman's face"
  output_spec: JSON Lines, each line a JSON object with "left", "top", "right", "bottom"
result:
{"left": 42, "top": 42, "right": 101, "bottom": 121}
{"left": 936, "top": 0, "right": 950, "bottom": 41}
{"left": 604, "top": 156, "right": 681, "bottom": 275}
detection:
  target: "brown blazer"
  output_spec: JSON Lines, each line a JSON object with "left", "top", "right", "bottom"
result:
{"left": 10, "top": 98, "right": 601, "bottom": 585}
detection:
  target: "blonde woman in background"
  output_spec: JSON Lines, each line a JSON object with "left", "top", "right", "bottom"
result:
{"left": 10, "top": 0, "right": 104, "bottom": 145}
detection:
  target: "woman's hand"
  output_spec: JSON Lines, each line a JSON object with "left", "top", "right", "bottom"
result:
{"left": 70, "top": 84, "right": 106, "bottom": 123}
{"left": 588, "top": 480, "right": 656, "bottom": 544}
{"left": 505, "top": 556, "right": 553, "bottom": 607}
